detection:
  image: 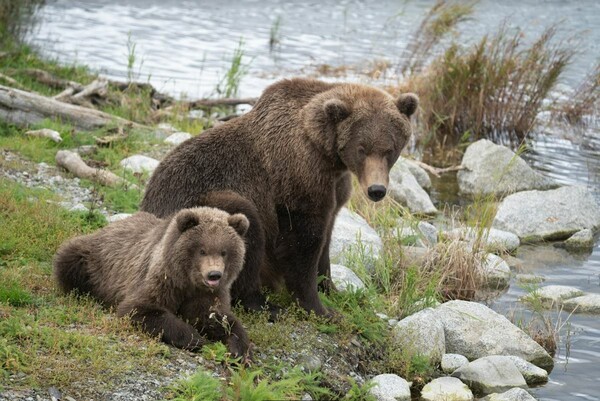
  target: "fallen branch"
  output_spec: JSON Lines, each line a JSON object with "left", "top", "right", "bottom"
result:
{"left": 167, "top": 97, "right": 258, "bottom": 111}
{"left": 25, "top": 128, "right": 62, "bottom": 143}
{"left": 0, "top": 84, "right": 144, "bottom": 130}
{"left": 23, "top": 68, "right": 83, "bottom": 90}
{"left": 0, "top": 72, "right": 23, "bottom": 88}
{"left": 55, "top": 77, "right": 109, "bottom": 107}
{"left": 56, "top": 150, "right": 136, "bottom": 189}
{"left": 413, "top": 160, "right": 464, "bottom": 177}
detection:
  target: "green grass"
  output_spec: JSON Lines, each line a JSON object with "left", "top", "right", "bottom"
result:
{"left": 0, "top": 180, "right": 178, "bottom": 396}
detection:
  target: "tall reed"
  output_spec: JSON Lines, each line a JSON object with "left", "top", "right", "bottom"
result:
{"left": 0, "top": 0, "right": 45, "bottom": 44}
{"left": 412, "top": 24, "right": 575, "bottom": 152}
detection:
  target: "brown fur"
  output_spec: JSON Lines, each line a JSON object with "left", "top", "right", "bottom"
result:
{"left": 53, "top": 207, "right": 252, "bottom": 359}
{"left": 141, "top": 78, "right": 418, "bottom": 317}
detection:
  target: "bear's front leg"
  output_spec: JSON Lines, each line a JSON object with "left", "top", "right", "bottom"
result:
{"left": 201, "top": 312, "right": 252, "bottom": 363}
{"left": 117, "top": 301, "right": 205, "bottom": 351}
{"left": 275, "top": 208, "right": 332, "bottom": 317}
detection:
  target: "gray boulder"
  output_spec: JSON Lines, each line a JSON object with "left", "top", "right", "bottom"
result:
{"left": 457, "top": 139, "right": 555, "bottom": 197}
{"left": 452, "top": 356, "right": 526, "bottom": 395}
{"left": 493, "top": 186, "right": 600, "bottom": 241}
{"left": 389, "top": 162, "right": 438, "bottom": 215}
{"left": 562, "top": 294, "right": 600, "bottom": 314}
{"left": 397, "top": 157, "right": 432, "bottom": 190}
{"left": 330, "top": 208, "right": 383, "bottom": 268}
{"left": 368, "top": 374, "right": 411, "bottom": 401}
{"left": 445, "top": 227, "right": 520, "bottom": 254}
{"left": 421, "top": 377, "right": 473, "bottom": 401}
{"left": 442, "top": 354, "right": 470, "bottom": 374}
{"left": 520, "top": 285, "right": 584, "bottom": 308}
{"left": 330, "top": 264, "right": 365, "bottom": 292}
{"left": 435, "top": 300, "right": 553, "bottom": 370}
{"left": 564, "top": 229, "right": 595, "bottom": 250}
{"left": 478, "top": 254, "right": 511, "bottom": 289}
{"left": 119, "top": 155, "right": 160, "bottom": 174}
{"left": 505, "top": 356, "right": 548, "bottom": 385}
{"left": 392, "top": 308, "right": 445, "bottom": 366}
{"left": 483, "top": 388, "right": 537, "bottom": 401}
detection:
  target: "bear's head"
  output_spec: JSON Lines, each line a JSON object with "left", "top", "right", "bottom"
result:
{"left": 171, "top": 207, "right": 249, "bottom": 292}
{"left": 307, "top": 85, "right": 418, "bottom": 202}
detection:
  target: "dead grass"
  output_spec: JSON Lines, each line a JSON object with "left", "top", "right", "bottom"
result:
{"left": 399, "top": 0, "right": 477, "bottom": 76}
{"left": 410, "top": 24, "right": 575, "bottom": 156}
{"left": 554, "top": 61, "right": 600, "bottom": 124}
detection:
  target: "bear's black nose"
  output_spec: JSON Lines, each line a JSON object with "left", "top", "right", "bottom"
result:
{"left": 207, "top": 271, "right": 222, "bottom": 281}
{"left": 367, "top": 185, "right": 387, "bottom": 202}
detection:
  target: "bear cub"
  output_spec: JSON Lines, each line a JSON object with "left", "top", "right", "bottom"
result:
{"left": 53, "top": 207, "right": 252, "bottom": 359}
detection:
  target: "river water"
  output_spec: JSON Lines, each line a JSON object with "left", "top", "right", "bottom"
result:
{"left": 28, "top": 1, "right": 600, "bottom": 399}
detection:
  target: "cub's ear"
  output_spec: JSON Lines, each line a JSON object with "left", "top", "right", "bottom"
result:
{"left": 228, "top": 213, "right": 250, "bottom": 237}
{"left": 176, "top": 210, "right": 200, "bottom": 232}
{"left": 323, "top": 98, "right": 351, "bottom": 123}
{"left": 396, "top": 93, "right": 419, "bottom": 117}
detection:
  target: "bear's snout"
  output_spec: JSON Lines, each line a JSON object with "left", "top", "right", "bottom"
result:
{"left": 206, "top": 270, "right": 223, "bottom": 287}
{"left": 367, "top": 185, "right": 387, "bottom": 202}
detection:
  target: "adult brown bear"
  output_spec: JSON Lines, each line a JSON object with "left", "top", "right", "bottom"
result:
{"left": 141, "top": 78, "right": 418, "bottom": 317}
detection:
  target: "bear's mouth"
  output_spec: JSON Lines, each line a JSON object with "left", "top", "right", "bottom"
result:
{"left": 204, "top": 278, "right": 221, "bottom": 288}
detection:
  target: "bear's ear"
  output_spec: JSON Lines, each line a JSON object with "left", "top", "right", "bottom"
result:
{"left": 396, "top": 93, "right": 419, "bottom": 117}
{"left": 323, "top": 98, "right": 351, "bottom": 123}
{"left": 228, "top": 213, "right": 250, "bottom": 237}
{"left": 176, "top": 210, "right": 200, "bottom": 232}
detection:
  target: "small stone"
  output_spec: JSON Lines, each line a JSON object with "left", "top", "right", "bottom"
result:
{"left": 452, "top": 356, "right": 527, "bottom": 395}
{"left": 446, "top": 227, "right": 520, "bottom": 254}
{"left": 483, "top": 388, "right": 537, "bottom": 401}
{"left": 521, "top": 285, "right": 584, "bottom": 308}
{"left": 564, "top": 229, "right": 595, "bottom": 250}
{"left": 330, "top": 264, "right": 365, "bottom": 291}
{"left": 120, "top": 155, "right": 160, "bottom": 174}
{"left": 25, "top": 128, "right": 62, "bottom": 143}
{"left": 505, "top": 356, "right": 548, "bottom": 385}
{"left": 369, "top": 374, "right": 411, "bottom": 401}
{"left": 441, "top": 354, "right": 469, "bottom": 374}
{"left": 68, "top": 203, "right": 88, "bottom": 212}
{"left": 108, "top": 213, "right": 133, "bottom": 223}
{"left": 157, "top": 123, "right": 177, "bottom": 132}
{"left": 395, "top": 219, "right": 438, "bottom": 247}
{"left": 48, "top": 386, "right": 61, "bottom": 401}
{"left": 164, "top": 131, "right": 192, "bottom": 145}
{"left": 301, "top": 393, "right": 313, "bottom": 401}
{"left": 515, "top": 274, "right": 545, "bottom": 284}
{"left": 562, "top": 294, "right": 600, "bottom": 314}
{"left": 298, "top": 354, "right": 321, "bottom": 372}
{"left": 421, "top": 376, "right": 473, "bottom": 401}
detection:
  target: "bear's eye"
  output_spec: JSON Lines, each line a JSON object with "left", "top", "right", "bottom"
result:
{"left": 221, "top": 250, "right": 227, "bottom": 257}
{"left": 199, "top": 249, "right": 206, "bottom": 256}
{"left": 357, "top": 146, "right": 366, "bottom": 157}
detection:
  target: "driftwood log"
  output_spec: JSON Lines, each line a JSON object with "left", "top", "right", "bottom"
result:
{"left": 56, "top": 150, "right": 136, "bottom": 189}
{"left": 0, "top": 84, "right": 142, "bottom": 130}
{"left": 165, "top": 97, "right": 258, "bottom": 111}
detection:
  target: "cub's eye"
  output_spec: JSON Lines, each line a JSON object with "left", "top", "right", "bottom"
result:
{"left": 199, "top": 249, "right": 206, "bottom": 256}
{"left": 221, "top": 250, "right": 227, "bottom": 257}
{"left": 358, "top": 146, "right": 366, "bottom": 156}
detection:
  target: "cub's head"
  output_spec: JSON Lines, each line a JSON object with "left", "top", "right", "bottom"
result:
{"left": 307, "top": 84, "right": 418, "bottom": 202}
{"left": 172, "top": 207, "right": 249, "bottom": 292}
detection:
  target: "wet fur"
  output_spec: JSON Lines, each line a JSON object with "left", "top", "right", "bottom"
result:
{"left": 53, "top": 207, "right": 252, "bottom": 358}
{"left": 141, "top": 78, "right": 417, "bottom": 316}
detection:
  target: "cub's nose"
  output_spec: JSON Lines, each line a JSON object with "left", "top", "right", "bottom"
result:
{"left": 367, "top": 185, "right": 387, "bottom": 202}
{"left": 207, "top": 271, "right": 222, "bottom": 282}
